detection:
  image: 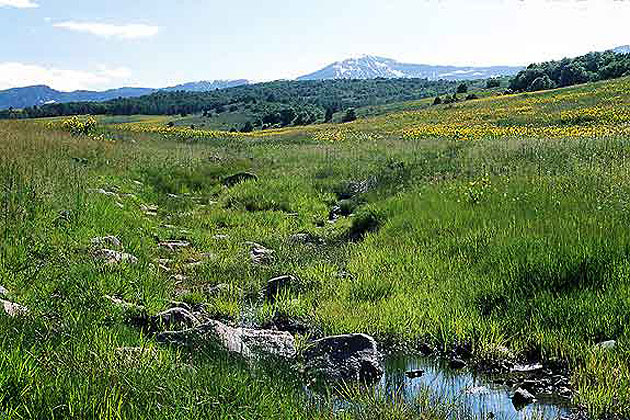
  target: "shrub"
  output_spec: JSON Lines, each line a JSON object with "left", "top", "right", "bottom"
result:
{"left": 457, "top": 83, "right": 468, "bottom": 94}
{"left": 341, "top": 108, "right": 357, "bottom": 123}
{"left": 528, "top": 75, "right": 556, "bottom": 92}
{"left": 486, "top": 78, "right": 501, "bottom": 89}
{"left": 433, "top": 96, "right": 442, "bottom": 105}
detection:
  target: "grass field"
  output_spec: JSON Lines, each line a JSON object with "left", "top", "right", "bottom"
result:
{"left": 3, "top": 77, "right": 630, "bottom": 419}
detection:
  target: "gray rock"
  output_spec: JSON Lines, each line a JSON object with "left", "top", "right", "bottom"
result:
{"left": 104, "top": 295, "right": 145, "bottom": 311}
{"left": 159, "top": 240, "right": 191, "bottom": 252}
{"left": 289, "top": 233, "right": 323, "bottom": 246}
{"left": 304, "top": 333, "right": 383, "bottom": 383}
{"left": 1, "top": 299, "right": 28, "bottom": 317}
{"left": 248, "top": 242, "right": 275, "bottom": 265}
{"left": 206, "top": 283, "right": 242, "bottom": 297}
{"left": 511, "top": 363, "right": 543, "bottom": 373}
{"left": 91, "top": 236, "right": 122, "bottom": 248}
{"left": 150, "top": 307, "right": 198, "bottom": 331}
{"left": 0, "top": 285, "right": 8, "bottom": 296}
{"left": 157, "top": 320, "right": 296, "bottom": 360}
{"left": 449, "top": 358, "right": 467, "bottom": 369}
{"left": 94, "top": 249, "right": 138, "bottom": 265}
{"left": 595, "top": 340, "right": 617, "bottom": 350}
{"left": 512, "top": 388, "right": 536, "bottom": 407}
{"left": 264, "top": 275, "right": 296, "bottom": 301}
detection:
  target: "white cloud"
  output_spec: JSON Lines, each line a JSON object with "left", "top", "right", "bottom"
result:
{"left": 0, "top": 62, "right": 133, "bottom": 91}
{"left": 0, "top": 0, "right": 38, "bottom": 8}
{"left": 53, "top": 21, "right": 159, "bottom": 39}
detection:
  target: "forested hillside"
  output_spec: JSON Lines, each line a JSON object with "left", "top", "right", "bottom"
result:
{"left": 510, "top": 50, "right": 630, "bottom": 92}
{"left": 0, "top": 78, "right": 464, "bottom": 130}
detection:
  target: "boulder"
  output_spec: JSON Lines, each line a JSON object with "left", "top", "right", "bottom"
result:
{"left": 264, "top": 275, "right": 296, "bottom": 301}
{"left": 248, "top": 242, "right": 275, "bottom": 265}
{"left": 223, "top": 172, "right": 258, "bottom": 187}
{"left": 1, "top": 299, "right": 28, "bottom": 317}
{"left": 150, "top": 307, "right": 198, "bottom": 332}
{"left": 288, "top": 233, "right": 323, "bottom": 246}
{"left": 206, "top": 283, "right": 242, "bottom": 298}
{"left": 157, "top": 320, "right": 296, "bottom": 360}
{"left": 512, "top": 387, "right": 536, "bottom": 407}
{"left": 94, "top": 249, "right": 138, "bottom": 265}
{"left": 304, "top": 333, "right": 383, "bottom": 383}
{"left": 449, "top": 358, "right": 467, "bottom": 369}
{"left": 595, "top": 340, "right": 617, "bottom": 350}
{"left": 91, "top": 236, "right": 122, "bottom": 248}
{"left": 159, "top": 240, "right": 191, "bottom": 252}
{"left": 511, "top": 363, "right": 543, "bottom": 373}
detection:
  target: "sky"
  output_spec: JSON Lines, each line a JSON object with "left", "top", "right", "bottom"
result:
{"left": 1, "top": 0, "right": 629, "bottom": 91}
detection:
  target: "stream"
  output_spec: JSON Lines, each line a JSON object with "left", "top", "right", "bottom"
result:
{"left": 378, "top": 355, "right": 572, "bottom": 419}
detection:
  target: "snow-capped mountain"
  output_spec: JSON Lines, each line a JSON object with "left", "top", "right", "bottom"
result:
{"left": 297, "top": 55, "right": 523, "bottom": 81}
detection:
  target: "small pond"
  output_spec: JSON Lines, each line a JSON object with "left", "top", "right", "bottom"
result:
{"left": 379, "top": 355, "right": 572, "bottom": 420}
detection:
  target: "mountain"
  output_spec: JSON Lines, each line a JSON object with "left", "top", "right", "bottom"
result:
{"left": 298, "top": 55, "right": 523, "bottom": 81}
{"left": 0, "top": 80, "right": 249, "bottom": 110}
{"left": 162, "top": 80, "right": 248, "bottom": 92}
{"left": 613, "top": 45, "right": 630, "bottom": 54}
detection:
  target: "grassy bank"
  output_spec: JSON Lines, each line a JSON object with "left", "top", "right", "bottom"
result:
{"left": 4, "top": 77, "right": 630, "bottom": 418}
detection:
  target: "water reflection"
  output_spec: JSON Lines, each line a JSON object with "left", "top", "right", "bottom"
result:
{"left": 380, "top": 355, "right": 571, "bottom": 420}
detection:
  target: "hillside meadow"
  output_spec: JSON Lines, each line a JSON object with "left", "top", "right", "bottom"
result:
{"left": 3, "top": 77, "right": 630, "bottom": 418}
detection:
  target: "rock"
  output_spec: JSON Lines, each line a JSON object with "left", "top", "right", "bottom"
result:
{"left": 171, "top": 274, "right": 188, "bottom": 283}
{"left": 91, "top": 236, "right": 122, "bottom": 248}
{"left": 0, "top": 285, "right": 8, "bottom": 296}
{"left": 248, "top": 242, "right": 274, "bottom": 265}
{"left": 262, "top": 314, "right": 311, "bottom": 335}
{"left": 159, "top": 240, "right": 191, "bottom": 252}
{"left": 289, "top": 233, "right": 323, "bottom": 246}
{"left": 213, "top": 234, "right": 230, "bottom": 240}
{"left": 511, "top": 363, "right": 543, "bottom": 373}
{"left": 93, "top": 188, "right": 118, "bottom": 197}
{"left": 150, "top": 307, "right": 198, "bottom": 332}
{"left": 94, "top": 249, "right": 138, "bottom": 265}
{"left": 140, "top": 204, "right": 158, "bottom": 216}
{"left": 206, "top": 283, "right": 242, "bottom": 297}
{"left": 512, "top": 388, "right": 536, "bottom": 407}
{"left": 405, "top": 370, "right": 424, "bottom": 379}
{"left": 104, "top": 295, "right": 145, "bottom": 311}
{"left": 304, "top": 333, "right": 384, "bottom": 383}
{"left": 1, "top": 299, "right": 28, "bottom": 317}
{"left": 264, "top": 275, "right": 297, "bottom": 301}
{"left": 449, "top": 358, "right": 467, "bottom": 369}
{"left": 595, "top": 340, "right": 616, "bottom": 350}
{"left": 223, "top": 172, "right": 258, "bottom": 187}
{"left": 157, "top": 320, "right": 296, "bottom": 360}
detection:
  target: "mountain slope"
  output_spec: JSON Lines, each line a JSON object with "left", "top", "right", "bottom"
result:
{"left": 0, "top": 80, "right": 249, "bottom": 110}
{"left": 298, "top": 55, "right": 523, "bottom": 81}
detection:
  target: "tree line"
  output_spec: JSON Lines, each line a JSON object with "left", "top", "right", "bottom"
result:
{"left": 0, "top": 79, "right": 460, "bottom": 129}
{"left": 509, "top": 50, "right": 630, "bottom": 92}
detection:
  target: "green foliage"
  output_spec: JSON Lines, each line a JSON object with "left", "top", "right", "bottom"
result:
{"left": 510, "top": 50, "right": 630, "bottom": 92}
{"left": 486, "top": 78, "right": 501, "bottom": 89}
{"left": 2, "top": 79, "right": 460, "bottom": 131}
{"left": 341, "top": 108, "right": 357, "bottom": 123}
{"left": 456, "top": 83, "right": 468, "bottom": 94}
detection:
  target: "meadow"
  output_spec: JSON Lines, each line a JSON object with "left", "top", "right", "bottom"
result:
{"left": 3, "top": 77, "right": 630, "bottom": 419}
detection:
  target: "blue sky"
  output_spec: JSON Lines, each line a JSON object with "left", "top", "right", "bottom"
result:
{"left": 1, "top": 0, "right": 629, "bottom": 91}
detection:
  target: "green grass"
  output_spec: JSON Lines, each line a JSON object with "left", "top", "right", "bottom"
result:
{"left": 4, "top": 77, "right": 630, "bottom": 418}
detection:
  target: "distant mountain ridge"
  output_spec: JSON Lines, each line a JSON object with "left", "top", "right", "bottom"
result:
{"left": 0, "top": 80, "right": 249, "bottom": 110}
{"left": 613, "top": 45, "right": 630, "bottom": 54}
{"left": 297, "top": 55, "right": 523, "bottom": 81}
